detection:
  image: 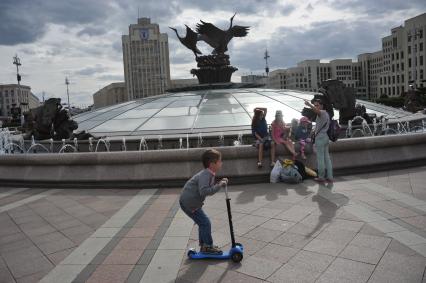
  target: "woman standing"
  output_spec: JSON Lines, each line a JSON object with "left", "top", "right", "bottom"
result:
{"left": 304, "top": 99, "right": 333, "bottom": 183}
{"left": 251, "top": 107, "right": 275, "bottom": 168}
{"left": 271, "top": 110, "right": 297, "bottom": 160}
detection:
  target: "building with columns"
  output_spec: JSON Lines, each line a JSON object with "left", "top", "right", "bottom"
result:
{"left": 267, "top": 13, "right": 425, "bottom": 100}
{"left": 240, "top": 75, "right": 267, "bottom": 85}
{"left": 358, "top": 51, "right": 383, "bottom": 100}
{"left": 168, "top": 78, "right": 199, "bottom": 89}
{"left": 0, "top": 84, "right": 39, "bottom": 116}
{"left": 122, "top": 18, "right": 171, "bottom": 100}
{"left": 93, "top": 82, "right": 127, "bottom": 109}
{"left": 403, "top": 13, "right": 425, "bottom": 92}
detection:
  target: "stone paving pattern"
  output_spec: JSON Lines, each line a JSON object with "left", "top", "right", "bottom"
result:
{"left": 0, "top": 166, "right": 425, "bottom": 282}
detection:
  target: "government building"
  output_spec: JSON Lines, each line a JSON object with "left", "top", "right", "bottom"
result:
{"left": 122, "top": 18, "right": 171, "bottom": 100}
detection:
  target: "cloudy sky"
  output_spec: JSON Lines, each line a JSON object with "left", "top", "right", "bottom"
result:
{"left": 0, "top": 0, "right": 424, "bottom": 107}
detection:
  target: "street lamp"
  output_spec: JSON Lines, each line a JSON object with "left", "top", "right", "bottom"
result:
{"left": 12, "top": 54, "right": 23, "bottom": 111}
{"left": 13, "top": 55, "right": 21, "bottom": 85}
{"left": 65, "top": 77, "right": 70, "bottom": 110}
{"left": 264, "top": 49, "right": 270, "bottom": 77}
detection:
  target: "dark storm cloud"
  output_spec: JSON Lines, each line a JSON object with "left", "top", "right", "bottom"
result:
{"left": 0, "top": 0, "right": 110, "bottom": 45}
{"left": 77, "top": 26, "right": 108, "bottom": 37}
{"left": 0, "top": 0, "right": 293, "bottom": 46}
{"left": 178, "top": 0, "right": 293, "bottom": 16}
{"left": 231, "top": 19, "right": 392, "bottom": 73}
{"left": 114, "top": 0, "right": 181, "bottom": 26}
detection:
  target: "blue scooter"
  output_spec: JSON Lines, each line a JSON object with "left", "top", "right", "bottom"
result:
{"left": 187, "top": 185, "right": 244, "bottom": 263}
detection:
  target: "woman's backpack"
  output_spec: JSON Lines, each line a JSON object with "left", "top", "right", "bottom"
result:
{"left": 327, "top": 119, "right": 341, "bottom": 142}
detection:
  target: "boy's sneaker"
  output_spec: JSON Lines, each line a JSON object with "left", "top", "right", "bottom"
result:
{"left": 200, "top": 245, "right": 223, "bottom": 255}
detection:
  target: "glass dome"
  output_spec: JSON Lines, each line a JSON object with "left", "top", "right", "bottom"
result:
{"left": 74, "top": 88, "right": 423, "bottom": 138}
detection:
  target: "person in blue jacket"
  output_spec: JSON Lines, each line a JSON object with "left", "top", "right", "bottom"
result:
{"left": 251, "top": 107, "right": 276, "bottom": 168}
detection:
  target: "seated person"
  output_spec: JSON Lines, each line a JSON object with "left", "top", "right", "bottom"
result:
{"left": 252, "top": 107, "right": 276, "bottom": 168}
{"left": 295, "top": 116, "right": 312, "bottom": 159}
{"left": 271, "top": 110, "right": 297, "bottom": 160}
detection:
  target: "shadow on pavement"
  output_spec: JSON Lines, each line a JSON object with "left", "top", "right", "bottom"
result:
{"left": 302, "top": 182, "right": 349, "bottom": 238}
{"left": 234, "top": 182, "right": 314, "bottom": 205}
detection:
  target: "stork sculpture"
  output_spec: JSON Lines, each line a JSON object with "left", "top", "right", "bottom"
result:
{"left": 169, "top": 13, "right": 250, "bottom": 84}
{"left": 197, "top": 13, "right": 249, "bottom": 55}
{"left": 169, "top": 25, "right": 202, "bottom": 57}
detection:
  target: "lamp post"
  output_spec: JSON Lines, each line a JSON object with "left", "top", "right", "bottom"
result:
{"left": 13, "top": 55, "right": 23, "bottom": 111}
{"left": 65, "top": 77, "right": 70, "bottom": 110}
{"left": 264, "top": 49, "right": 270, "bottom": 77}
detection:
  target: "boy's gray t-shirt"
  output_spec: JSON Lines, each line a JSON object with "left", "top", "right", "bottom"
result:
{"left": 315, "top": 110, "right": 330, "bottom": 136}
{"left": 180, "top": 169, "right": 222, "bottom": 212}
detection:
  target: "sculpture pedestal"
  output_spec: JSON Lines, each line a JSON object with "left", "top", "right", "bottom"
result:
{"left": 191, "top": 54, "right": 237, "bottom": 84}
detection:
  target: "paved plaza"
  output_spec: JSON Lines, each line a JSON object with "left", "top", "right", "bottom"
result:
{"left": 0, "top": 166, "right": 426, "bottom": 282}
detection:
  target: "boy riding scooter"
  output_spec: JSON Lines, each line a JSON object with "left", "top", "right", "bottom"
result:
{"left": 179, "top": 149, "right": 228, "bottom": 254}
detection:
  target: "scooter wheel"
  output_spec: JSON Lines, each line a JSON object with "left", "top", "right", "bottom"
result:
{"left": 231, "top": 252, "right": 243, "bottom": 263}
{"left": 187, "top": 249, "right": 196, "bottom": 257}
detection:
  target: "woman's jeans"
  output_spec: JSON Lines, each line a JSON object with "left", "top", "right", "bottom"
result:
{"left": 180, "top": 202, "right": 212, "bottom": 247}
{"left": 314, "top": 134, "right": 333, "bottom": 179}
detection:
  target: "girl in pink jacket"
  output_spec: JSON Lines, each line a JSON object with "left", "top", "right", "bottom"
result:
{"left": 271, "top": 110, "right": 297, "bottom": 160}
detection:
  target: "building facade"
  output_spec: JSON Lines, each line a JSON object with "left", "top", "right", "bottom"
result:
{"left": 358, "top": 51, "right": 383, "bottom": 100}
{"left": 379, "top": 26, "right": 406, "bottom": 97}
{"left": 377, "top": 14, "right": 426, "bottom": 97}
{"left": 168, "top": 78, "right": 199, "bottom": 89}
{"left": 122, "top": 18, "right": 171, "bottom": 100}
{"left": 267, "top": 13, "right": 425, "bottom": 100}
{"left": 0, "top": 84, "right": 39, "bottom": 116}
{"left": 405, "top": 13, "right": 426, "bottom": 92}
{"left": 268, "top": 60, "right": 358, "bottom": 93}
{"left": 297, "top": 60, "right": 331, "bottom": 92}
{"left": 93, "top": 82, "right": 127, "bottom": 109}
{"left": 267, "top": 69, "right": 287, "bottom": 89}
{"left": 241, "top": 75, "right": 267, "bottom": 85}
{"left": 28, "top": 92, "right": 40, "bottom": 110}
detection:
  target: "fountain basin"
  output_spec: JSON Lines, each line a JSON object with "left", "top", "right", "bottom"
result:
{"left": 0, "top": 133, "right": 426, "bottom": 188}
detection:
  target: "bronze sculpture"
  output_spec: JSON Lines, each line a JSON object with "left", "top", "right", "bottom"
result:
{"left": 24, "top": 98, "right": 78, "bottom": 140}
{"left": 170, "top": 13, "right": 249, "bottom": 84}
{"left": 169, "top": 25, "right": 201, "bottom": 57}
{"left": 196, "top": 13, "right": 249, "bottom": 55}
{"left": 301, "top": 80, "right": 357, "bottom": 125}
